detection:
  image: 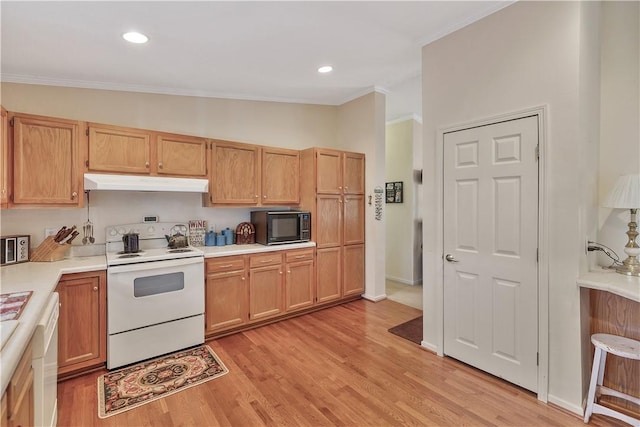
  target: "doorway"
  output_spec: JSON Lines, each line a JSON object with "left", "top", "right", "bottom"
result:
{"left": 442, "top": 114, "right": 540, "bottom": 393}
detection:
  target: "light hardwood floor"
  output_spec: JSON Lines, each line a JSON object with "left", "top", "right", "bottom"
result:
{"left": 57, "top": 299, "right": 627, "bottom": 427}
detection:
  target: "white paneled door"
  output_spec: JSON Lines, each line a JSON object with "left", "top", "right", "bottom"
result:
{"left": 443, "top": 116, "right": 539, "bottom": 392}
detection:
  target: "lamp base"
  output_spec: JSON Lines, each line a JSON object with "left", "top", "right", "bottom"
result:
{"left": 615, "top": 208, "right": 640, "bottom": 277}
{"left": 614, "top": 261, "right": 640, "bottom": 277}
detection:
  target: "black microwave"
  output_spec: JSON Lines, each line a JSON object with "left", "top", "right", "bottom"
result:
{"left": 251, "top": 211, "right": 311, "bottom": 245}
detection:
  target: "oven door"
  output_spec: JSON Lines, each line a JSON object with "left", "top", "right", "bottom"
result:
{"left": 107, "top": 257, "right": 204, "bottom": 335}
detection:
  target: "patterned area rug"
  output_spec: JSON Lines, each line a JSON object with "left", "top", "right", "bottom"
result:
{"left": 388, "top": 316, "right": 423, "bottom": 345}
{"left": 97, "top": 345, "right": 228, "bottom": 418}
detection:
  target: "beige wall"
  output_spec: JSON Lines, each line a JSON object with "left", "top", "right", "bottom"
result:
{"left": 385, "top": 119, "right": 419, "bottom": 284}
{"left": 421, "top": 1, "right": 602, "bottom": 413}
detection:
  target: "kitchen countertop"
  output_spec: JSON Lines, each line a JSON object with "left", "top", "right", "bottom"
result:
{"left": 577, "top": 267, "right": 640, "bottom": 302}
{"left": 0, "top": 256, "right": 106, "bottom": 395}
{"left": 0, "top": 242, "right": 315, "bottom": 394}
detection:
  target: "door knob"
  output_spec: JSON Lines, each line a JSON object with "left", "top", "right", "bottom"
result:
{"left": 445, "top": 254, "right": 459, "bottom": 263}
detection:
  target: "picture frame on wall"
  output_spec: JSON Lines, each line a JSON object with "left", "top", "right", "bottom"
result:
{"left": 385, "top": 181, "right": 403, "bottom": 203}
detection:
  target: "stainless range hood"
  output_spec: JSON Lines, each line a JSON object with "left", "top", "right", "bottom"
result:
{"left": 84, "top": 173, "right": 209, "bottom": 193}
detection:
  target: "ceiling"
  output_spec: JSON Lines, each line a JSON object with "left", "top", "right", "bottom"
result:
{"left": 1, "top": 1, "right": 511, "bottom": 121}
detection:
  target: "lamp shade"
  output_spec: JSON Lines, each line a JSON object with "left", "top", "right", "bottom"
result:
{"left": 602, "top": 174, "right": 640, "bottom": 208}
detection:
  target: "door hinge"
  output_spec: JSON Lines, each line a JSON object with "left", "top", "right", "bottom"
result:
{"left": 86, "top": 128, "right": 89, "bottom": 136}
{"left": 9, "top": 118, "right": 14, "bottom": 127}
{"left": 537, "top": 352, "right": 539, "bottom": 366}
{"left": 85, "top": 160, "right": 89, "bottom": 167}
{"left": 536, "top": 248, "right": 539, "bottom": 262}
{"left": 535, "top": 144, "right": 540, "bottom": 161}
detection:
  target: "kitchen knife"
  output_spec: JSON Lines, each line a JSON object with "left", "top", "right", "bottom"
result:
{"left": 57, "top": 225, "right": 76, "bottom": 243}
{"left": 62, "top": 230, "right": 80, "bottom": 245}
{"left": 53, "top": 226, "right": 67, "bottom": 242}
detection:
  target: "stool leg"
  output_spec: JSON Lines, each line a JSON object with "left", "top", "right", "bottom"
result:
{"left": 597, "top": 351, "right": 606, "bottom": 387}
{"left": 584, "top": 348, "right": 603, "bottom": 423}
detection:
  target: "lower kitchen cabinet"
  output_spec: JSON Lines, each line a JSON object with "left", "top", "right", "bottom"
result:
{"left": 343, "top": 244, "right": 365, "bottom": 297}
{"left": 316, "top": 247, "right": 342, "bottom": 303}
{"left": 4, "top": 341, "right": 33, "bottom": 427}
{"left": 285, "top": 249, "right": 314, "bottom": 312}
{"left": 205, "top": 256, "right": 248, "bottom": 333}
{"left": 248, "top": 253, "right": 283, "bottom": 321}
{"left": 56, "top": 270, "right": 106, "bottom": 378}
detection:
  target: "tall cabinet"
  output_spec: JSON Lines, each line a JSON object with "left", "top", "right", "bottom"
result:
{"left": 300, "top": 148, "right": 365, "bottom": 303}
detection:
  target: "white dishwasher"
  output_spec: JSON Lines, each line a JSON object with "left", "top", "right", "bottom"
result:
{"left": 32, "top": 292, "right": 59, "bottom": 427}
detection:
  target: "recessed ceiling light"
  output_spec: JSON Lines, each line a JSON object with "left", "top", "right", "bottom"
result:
{"left": 122, "top": 31, "right": 149, "bottom": 44}
{"left": 318, "top": 66, "right": 333, "bottom": 74}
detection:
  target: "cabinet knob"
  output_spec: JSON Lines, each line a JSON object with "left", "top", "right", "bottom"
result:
{"left": 93, "top": 286, "right": 98, "bottom": 291}
{"left": 279, "top": 271, "right": 283, "bottom": 275}
{"left": 287, "top": 270, "right": 291, "bottom": 274}
{"left": 145, "top": 161, "right": 150, "bottom": 168}
{"left": 255, "top": 194, "right": 259, "bottom": 198}
{"left": 71, "top": 192, "right": 78, "bottom": 199}
{"left": 344, "top": 186, "right": 348, "bottom": 191}
{"left": 1, "top": 189, "right": 5, "bottom": 195}
{"left": 158, "top": 162, "right": 163, "bottom": 169}
{"left": 242, "top": 277, "right": 246, "bottom": 281}
{"left": 263, "top": 195, "right": 267, "bottom": 199}
{"left": 338, "top": 186, "right": 342, "bottom": 190}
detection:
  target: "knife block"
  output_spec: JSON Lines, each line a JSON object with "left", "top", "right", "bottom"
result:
{"left": 30, "top": 236, "right": 71, "bottom": 262}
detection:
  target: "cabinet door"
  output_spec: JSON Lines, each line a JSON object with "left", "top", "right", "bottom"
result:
{"left": 316, "top": 247, "right": 342, "bottom": 303}
{"left": 249, "top": 264, "right": 283, "bottom": 321}
{"left": 12, "top": 114, "right": 81, "bottom": 205}
{"left": 88, "top": 124, "right": 151, "bottom": 174}
{"left": 205, "top": 270, "right": 248, "bottom": 333}
{"left": 1, "top": 107, "right": 8, "bottom": 208}
{"left": 262, "top": 147, "right": 299, "bottom": 205}
{"left": 316, "top": 194, "right": 342, "bottom": 248}
{"left": 157, "top": 133, "right": 207, "bottom": 177}
{"left": 343, "top": 194, "right": 365, "bottom": 245}
{"left": 285, "top": 250, "right": 314, "bottom": 312}
{"left": 8, "top": 371, "right": 32, "bottom": 427}
{"left": 343, "top": 244, "right": 365, "bottom": 297}
{"left": 315, "top": 149, "right": 342, "bottom": 194}
{"left": 210, "top": 141, "right": 260, "bottom": 205}
{"left": 56, "top": 271, "right": 106, "bottom": 376}
{"left": 343, "top": 152, "right": 365, "bottom": 194}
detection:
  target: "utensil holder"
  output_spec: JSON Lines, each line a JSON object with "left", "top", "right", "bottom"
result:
{"left": 30, "top": 236, "right": 71, "bottom": 262}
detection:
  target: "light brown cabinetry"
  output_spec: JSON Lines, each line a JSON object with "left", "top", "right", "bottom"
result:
{"left": 88, "top": 124, "right": 207, "bottom": 178}
{"left": 5, "top": 341, "right": 33, "bottom": 427}
{"left": 207, "top": 140, "right": 299, "bottom": 206}
{"left": 205, "top": 256, "right": 248, "bottom": 333}
{"left": 300, "top": 148, "right": 365, "bottom": 302}
{"left": 10, "top": 113, "right": 82, "bottom": 207}
{"left": 56, "top": 270, "right": 106, "bottom": 378}
{"left": 248, "top": 253, "right": 284, "bottom": 321}
{"left": 0, "top": 107, "right": 8, "bottom": 208}
{"left": 284, "top": 249, "right": 314, "bottom": 312}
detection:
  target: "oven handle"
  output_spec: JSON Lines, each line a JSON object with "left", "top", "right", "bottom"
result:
{"left": 107, "top": 256, "right": 204, "bottom": 274}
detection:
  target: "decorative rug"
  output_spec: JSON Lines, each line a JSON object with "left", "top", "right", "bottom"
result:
{"left": 97, "top": 345, "right": 228, "bottom": 418}
{"left": 388, "top": 316, "right": 423, "bottom": 345}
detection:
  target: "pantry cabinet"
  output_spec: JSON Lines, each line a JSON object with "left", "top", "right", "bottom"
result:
{"left": 0, "top": 107, "right": 8, "bottom": 208}
{"left": 207, "top": 140, "right": 300, "bottom": 206}
{"left": 205, "top": 256, "right": 248, "bottom": 333}
{"left": 87, "top": 124, "right": 207, "bottom": 178}
{"left": 56, "top": 270, "right": 106, "bottom": 378}
{"left": 284, "top": 249, "right": 314, "bottom": 312}
{"left": 10, "top": 113, "right": 82, "bottom": 207}
{"left": 300, "top": 148, "right": 365, "bottom": 302}
{"left": 248, "top": 253, "right": 284, "bottom": 321}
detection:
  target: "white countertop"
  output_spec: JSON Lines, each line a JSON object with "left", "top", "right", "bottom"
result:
{"left": 0, "top": 241, "right": 315, "bottom": 394}
{"left": 577, "top": 267, "right": 640, "bottom": 303}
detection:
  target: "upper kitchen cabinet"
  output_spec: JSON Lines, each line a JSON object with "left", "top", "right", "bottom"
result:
{"left": 156, "top": 132, "right": 207, "bottom": 177}
{"left": 314, "top": 148, "right": 365, "bottom": 195}
{"left": 261, "top": 147, "right": 300, "bottom": 205}
{"left": 10, "top": 113, "right": 82, "bottom": 207}
{"left": 1, "top": 107, "right": 8, "bottom": 208}
{"left": 87, "top": 123, "right": 207, "bottom": 178}
{"left": 87, "top": 124, "right": 151, "bottom": 174}
{"left": 208, "top": 140, "right": 260, "bottom": 205}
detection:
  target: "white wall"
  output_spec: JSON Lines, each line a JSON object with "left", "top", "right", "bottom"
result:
{"left": 421, "top": 1, "right": 602, "bottom": 413}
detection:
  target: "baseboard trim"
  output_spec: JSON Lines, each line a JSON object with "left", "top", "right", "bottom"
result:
{"left": 421, "top": 340, "right": 438, "bottom": 353}
{"left": 547, "top": 394, "right": 583, "bottom": 416}
{"left": 386, "top": 276, "right": 423, "bottom": 286}
{"left": 362, "top": 293, "right": 387, "bottom": 302}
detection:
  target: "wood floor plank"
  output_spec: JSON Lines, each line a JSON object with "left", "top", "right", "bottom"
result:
{"left": 57, "top": 299, "right": 630, "bottom": 426}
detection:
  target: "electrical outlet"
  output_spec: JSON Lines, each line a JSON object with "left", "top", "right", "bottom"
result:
{"left": 45, "top": 228, "right": 58, "bottom": 239}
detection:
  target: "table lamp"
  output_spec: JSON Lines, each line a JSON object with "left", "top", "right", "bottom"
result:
{"left": 602, "top": 174, "right": 640, "bottom": 276}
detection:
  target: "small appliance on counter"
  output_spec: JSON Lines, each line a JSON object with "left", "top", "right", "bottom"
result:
{"left": 1, "top": 235, "right": 30, "bottom": 266}
{"left": 251, "top": 211, "right": 310, "bottom": 245}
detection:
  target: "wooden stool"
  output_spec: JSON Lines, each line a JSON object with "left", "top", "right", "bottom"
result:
{"left": 584, "top": 333, "right": 640, "bottom": 426}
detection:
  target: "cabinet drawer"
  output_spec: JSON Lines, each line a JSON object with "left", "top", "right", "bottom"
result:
{"left": 206, "top": 256, "right": 245, "bottom": 274}
{"left": 8, "top": 340, "right": 32, "bottom": 412}
{"left": 286, "top": 249, "right": 314, "bottom": 263}
{"left": 249, "top": 253, "right": 283, "bottom": 268}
